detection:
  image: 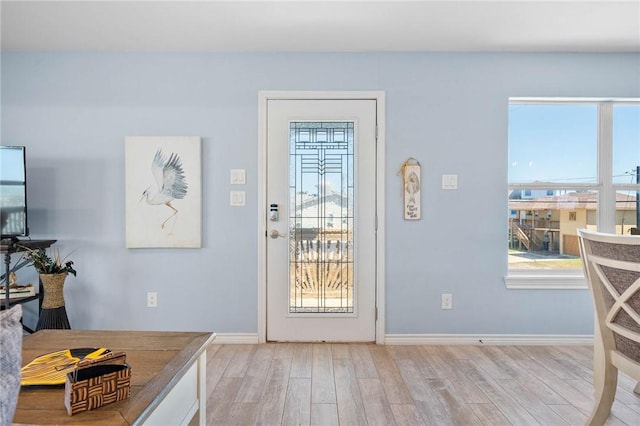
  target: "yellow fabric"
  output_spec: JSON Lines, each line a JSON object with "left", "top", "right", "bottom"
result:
{"left": 21, "top": 348, "right": 109, "bottom": 386}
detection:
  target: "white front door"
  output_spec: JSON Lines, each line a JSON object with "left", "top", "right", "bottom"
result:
{"left": 265, "top": 97, "right": 378, "bottom": 342}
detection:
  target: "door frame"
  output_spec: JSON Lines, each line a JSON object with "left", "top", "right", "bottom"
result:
{"left": 257, "top": 91, "right": 386, "bottom": 344}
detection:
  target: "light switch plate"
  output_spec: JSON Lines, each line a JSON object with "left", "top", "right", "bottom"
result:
{"left": 230, "top": 169, "right": 246, "bottom": 185}
{"left": 442, "top": 174, "right": 458, "bottom": 190}
{"left": 230, "top": 191, "right": 246, "bottom": 206}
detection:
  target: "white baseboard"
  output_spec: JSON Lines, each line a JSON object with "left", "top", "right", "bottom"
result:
{"left": 384, "top": 333, "right": 594, "bottom": 345}
{"left": 210, "top": 333, "right": 594, "bottom": 346}
{"left": 212, "top": 333, "right": 260, "bottom": 344}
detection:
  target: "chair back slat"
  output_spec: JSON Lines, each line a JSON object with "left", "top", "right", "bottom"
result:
{"left": 588, "top": 254, "right": 640, "bottom": 272}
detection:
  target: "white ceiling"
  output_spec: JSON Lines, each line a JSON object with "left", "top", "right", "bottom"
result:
{"left": 1, "top": 0, "right": 639, "bottom": 52}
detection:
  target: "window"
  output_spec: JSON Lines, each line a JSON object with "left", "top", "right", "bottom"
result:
{"left": 506, "top": 99, "right": 640, "bottom": 289}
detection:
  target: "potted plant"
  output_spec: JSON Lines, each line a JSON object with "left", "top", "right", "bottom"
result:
{"left": 20, "top": 246, "right": 77, "bottom": 330}
{"left": 21, "top": 247, "right": 77, "bottom": 277}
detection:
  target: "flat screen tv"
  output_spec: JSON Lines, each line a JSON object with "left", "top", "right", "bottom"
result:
{"left": 0, "top": 145, "right": 29, "bottom": 240}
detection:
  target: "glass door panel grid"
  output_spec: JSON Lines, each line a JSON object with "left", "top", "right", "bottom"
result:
{"left": 289, "top": 122, "right": 355, "bottom": 313}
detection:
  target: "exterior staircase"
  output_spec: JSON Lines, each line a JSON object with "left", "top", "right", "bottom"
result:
{"left": 510, "top": 221, "right": 541, "bottom": 251}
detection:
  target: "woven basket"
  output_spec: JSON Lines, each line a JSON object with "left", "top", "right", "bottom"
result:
{"left": 40, "top": 273, "right": 67, "bottom": 309}
{"left": 64, "top": 352, "right": 131, "bottom": 416}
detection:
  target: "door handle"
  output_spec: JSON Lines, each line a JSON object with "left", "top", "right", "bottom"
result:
{"left": 269, "top": 230, "right": 286, "bottom": 239}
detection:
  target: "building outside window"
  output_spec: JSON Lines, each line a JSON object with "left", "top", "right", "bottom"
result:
{"left": 506, "top": 99, "right": 639, "bottom": 289}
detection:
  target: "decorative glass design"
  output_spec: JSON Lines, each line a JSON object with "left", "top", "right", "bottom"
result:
{"left": 289, "top": 122, "right": 354, "bottom": 313}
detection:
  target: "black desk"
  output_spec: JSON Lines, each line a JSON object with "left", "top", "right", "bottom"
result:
{"left": 1, "top": 239, "right": 57, "bottom": 332}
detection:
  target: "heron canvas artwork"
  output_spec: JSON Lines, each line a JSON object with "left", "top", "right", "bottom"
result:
{"left": 141, "top": 149, "right": 188, "bottom": 229}
{"left": 125, "top": 136, "right": 201, "bottom": 248}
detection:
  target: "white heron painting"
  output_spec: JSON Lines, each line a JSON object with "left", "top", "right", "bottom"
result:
{"left": 141, "top": 149, "right": 188, "bottom": 229}
{"left": 125, "top": 136, "right": 202, "bottom": 248}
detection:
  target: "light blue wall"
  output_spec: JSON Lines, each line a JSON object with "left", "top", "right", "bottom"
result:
{"left": 2, "top": 52, "right": 639, "bottom": 335}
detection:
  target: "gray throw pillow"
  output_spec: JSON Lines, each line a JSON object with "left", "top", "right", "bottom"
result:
{"left": 0, "top": 304, "right": 22, "bottom": 425}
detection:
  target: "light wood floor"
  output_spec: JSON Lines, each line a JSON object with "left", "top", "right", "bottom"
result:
{"left": 205, "top": 344, "right": 640, "bottom": 425}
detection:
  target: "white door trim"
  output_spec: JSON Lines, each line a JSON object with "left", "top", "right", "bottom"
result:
{"left": 257, "top": 91, "right": 386, "bottom": 344}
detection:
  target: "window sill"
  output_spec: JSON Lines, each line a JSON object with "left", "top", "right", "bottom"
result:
{"left": 504, "top": 271, "right": 587, "bottom": 289}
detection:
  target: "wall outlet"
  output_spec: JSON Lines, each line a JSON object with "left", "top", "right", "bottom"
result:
{"left": 441, "top": 293, "right": 453, "bottom": 310}
{"left": 147, "top": 292, "right": 158, "bottom": 308}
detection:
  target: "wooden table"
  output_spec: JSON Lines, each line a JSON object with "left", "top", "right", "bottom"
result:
{"left": 14, "top": 330, "right": 216, "bottom": 425}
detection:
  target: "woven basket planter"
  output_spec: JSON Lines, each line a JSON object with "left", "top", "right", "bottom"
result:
{"left": 40, "top": 273, "right": 67, "bottom": 309}
{"left": 37, "top": 273, "right": 71, "bottom": 330}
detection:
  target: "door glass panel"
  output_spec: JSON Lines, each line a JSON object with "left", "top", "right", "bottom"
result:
{"left": 289, "top": 122, "right": 354, "bottom": 313}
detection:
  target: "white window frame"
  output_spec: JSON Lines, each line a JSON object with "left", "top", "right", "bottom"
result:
{"left": 505, "top": 97, "right": 640, "bottom": 290}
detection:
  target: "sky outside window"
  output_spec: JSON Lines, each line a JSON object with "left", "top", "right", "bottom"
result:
{"left": 613, "top": 104, "right": 640, "bottom": 184}
{"left": 508, "top": 104, "right": 598, "bottom": 184}
{"left": 509, "top": 104, "right": 640, "bottom": 184}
